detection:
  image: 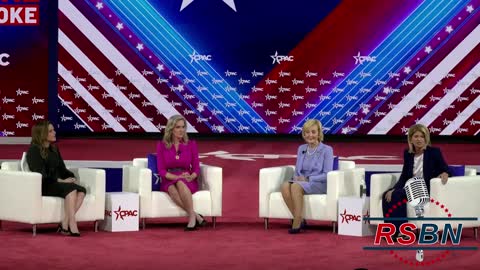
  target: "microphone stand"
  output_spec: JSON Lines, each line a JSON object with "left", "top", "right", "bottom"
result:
{"left": 414, "top": 205, "right": 424, "bottom": 262}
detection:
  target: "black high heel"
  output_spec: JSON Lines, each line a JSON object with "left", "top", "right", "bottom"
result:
{"left": 185, "top": 220, "right": 197, "bottom": 231}
{"left": 67, "top": 226, "right": 81, "bottom": 237}
{"left": 57, "top": 224, "right": 69, "bottom": 235}
{"left": 197, "top": 214, "right": 207, "bottom": 227}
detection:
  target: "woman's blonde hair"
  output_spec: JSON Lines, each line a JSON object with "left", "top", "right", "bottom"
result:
{"left": 302, "top": 119, "right": 324, "bottom": 142}
{"left": 407, "top": 124, "right": 431, "bottom": 153}
{"left": 30, "top": 120, "right": 54, "bottom": 159}
{"left": 163, "top": 115, "right": 189, "bottom": 148}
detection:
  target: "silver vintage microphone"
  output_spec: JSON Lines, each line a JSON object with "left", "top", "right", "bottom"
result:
{"left": 404, "top": 176, "right": 430, "bottom": 262}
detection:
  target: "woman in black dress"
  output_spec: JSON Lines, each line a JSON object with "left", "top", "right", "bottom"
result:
{"left": 27, "top": 121, "right": 86, "bottom": 236}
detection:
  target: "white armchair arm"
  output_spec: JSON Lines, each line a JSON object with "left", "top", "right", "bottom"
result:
{"left": 70, "top": 168, "right": 106, "bottom": 220}
{"left": 430, "top": 176, "right": 480, "bottom": 228}
{"left": 326, "top": 168, "right": 365, "bottom": 220}
{"left": 465, "top": 168, "right": 477, "bottom": 176}
{"left": 258, "top": 165, "right": 295, "bottom": 217}
{"left": 200, "top": 165, "right": 222, "bottom": 216}
{"left": 1, "top": 161, "right": 21, "bottom": 171}
{"left": 0, "top": 171, "right": 43, "bottom": 223}
{"left": 122, "top": 165, "right": 152, "bottom": 218}
{"left": 369, "top": 173, "right": 400, "bottom": 224}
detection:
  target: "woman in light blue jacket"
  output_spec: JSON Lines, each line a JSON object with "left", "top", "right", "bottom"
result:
{"left": 280, "top": 119, "right": 334, "bottom": 234}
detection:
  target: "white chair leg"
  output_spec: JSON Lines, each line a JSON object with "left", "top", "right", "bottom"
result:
{"left": 142, "top": 218, "right": 146, "bottom": 230}
{"left": 32, "top": 224, "right": 37, "bottom": 236}
{"left": 264, "top": 218, "right": 269, "bottom": 230}
{"left": 94, "top": 221, "right": 98, "bottom": 232}
{"left": 474, "top": 227, "right": 478, "bottom": 240}
{"left": 332, "top": 221, "right": 337, "bottom": 233}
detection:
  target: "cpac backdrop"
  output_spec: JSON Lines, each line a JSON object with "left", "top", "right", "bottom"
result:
{"left": 0, "top": 0, "right": 50, "bottom": 137}
{"left": 1, "top": 0, "right": 479, "bottom": 136}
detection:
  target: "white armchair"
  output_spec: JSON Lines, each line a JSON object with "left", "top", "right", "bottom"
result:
{"left": 0, "top": 161, "right": 106, "bottom": 236}
{"left": 370, "top": 168, "right": 479, "bottom": 238}
{"left": 123, "top": 158, "right": 222, "bottom": 229}
{"left": 259, "top": 161, "right": 365, "bottom": 231}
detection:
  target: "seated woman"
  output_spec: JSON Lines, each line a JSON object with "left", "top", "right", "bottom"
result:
{"left": 383, "top": 124, "right": 449, "bottom": 240}
{"left": 280, "top": 119, "right": 334, "bottom": 234}
{"left": 157, "top": 115, "right": 206, "bottom": 231}
{"left": 26, "top": 121, "right": 86, "bottom": 237}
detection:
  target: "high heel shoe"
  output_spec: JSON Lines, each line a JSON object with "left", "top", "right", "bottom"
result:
{"left": 185, "top": 221, "right": 197, "bottom": 231}
{"left": 288, "top": 227, "right": 302, "bottom": 234}
{"left": 197, "top": 214, "right": 207, "bottom": 227}
{"left": 67, "top": 226, "right": 81, "bottom": 237}
{"left": 300, "top": 219, "right": 307, "bottom": 230}
{"left": 57, "top": 224, "right": 69, "bottom": 235}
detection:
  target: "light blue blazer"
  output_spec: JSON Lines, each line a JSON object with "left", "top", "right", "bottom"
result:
{"left": 294, "top": 143, "right": 334, "bottom": 194}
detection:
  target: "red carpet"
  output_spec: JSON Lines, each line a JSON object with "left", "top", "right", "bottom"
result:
{"left": 1, "top": 138, "right": 479, "bottom": 269}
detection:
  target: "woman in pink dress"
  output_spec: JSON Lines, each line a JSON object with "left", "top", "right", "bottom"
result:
{"left": 157, "top": 115, "right": 206, "bottom": 230}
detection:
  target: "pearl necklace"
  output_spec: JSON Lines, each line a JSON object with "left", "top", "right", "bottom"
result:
{"left": 306, "top": 144, "right": 319, "bottom": 156}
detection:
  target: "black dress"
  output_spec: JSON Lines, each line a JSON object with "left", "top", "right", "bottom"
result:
{"left": 26, "top": 144, "right": 87, "bottom": 198}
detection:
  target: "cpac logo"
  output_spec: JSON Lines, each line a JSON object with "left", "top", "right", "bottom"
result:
{"left": 291, "top": 126, "right": 302, "bottom": 132}
{"left": 332, "top": 87, "right": 344, "bottom": 93}
{"left": 60, "top": 115, "right": 72, "bottom": 122}
{"left": 270, "top": 51, "right": 294, "bottom": 64}
{"left": 2, "top": 113, "right": 14, "bottom": 120}
{"left": 415, "top": 72, "right": 427, "bottom": 78}
{"left": 346, "top": 111, "right": 357, "bottom": 117}
{"left": 31, "top": 113, "right": 44, "bottom": 121}
{"left": 101, "top": 93, "right": 111, "bottom": 99}
{"left": 183, "top": 78, "right": 195, "bottom": 84}
{"left": 470, "top": 88, "right": 480, "bottom": 94}
{"left": 157, "top": 78, "right": 168, "bottom": 84}
{"left": 266, "top": 126, "right": 277, "bottom": 132}
{"left": 383, "top": 87, "right": 400, "bottom": 94}
{"left": 402, "top": 80, "right": 414, "bottom": 86}
{"left": 197, "top": 70, "right": 209, "bottom": 76}
{"left": 239, "top": 94, "right": 250, "bottom": 100}
{"left": 429, "top": 126, "right": 441, "bottom": 133}
{"left": 415, "top": 104, "right": 427, "bottom": 109}
{"left": 333, "top": 102, "right": 344, "bottom": 109}
{"left": 305, "top": 102, "right": 316, "bottom": 109}
{"left": 212, "top": 78, "right": 224, "bottom": 84}
{"left": 319, "top": 79, "right": 331, "bottom": 85}
{"left": 189, "top": 51, "right": 212, "bottom": 63}
{"left": 346, "top": 95, "right": 358, "bottom": 101}
{"left": 0, "top": 4, "right": 39, "bottom": 25}
{"left": 332, "top": 71, "right": 344, "bottom": 78}
{"left": 1, "top": 130, "right": 14, "bottom": 136}
{"left": 170, "top": 85, "right": 184, "bottom": 92}
{"left": 75, "top": 76, "right": 86, "bottom": 82}
{"left": 251, "top": 118, "right": 262, "bottom": 124}
{"left": 278, "top": 118, "right": 290, "bottom": 124}
{"left": 292, "top": 94, "right": 304, "bottom": 101}
{"left": 265, "top": 78, "right": 277, "bottom": 85}
{"left": 73, "top": 123, "right": 86, "bottom": 130}
{"left": 265, "top": 109, "right": 277, "bottom": 116}
{"left": 359, "top": 118, "right": 371, "bottom": 125}
{"left": 16, "top": 88, "right": 28, "bottom": 96}
{"left": 251, "top": 86, "right": 263, "bottom": 92}
{"left": 197, "top": 86, "right": 208, "bottom": 92}
{"left": 359, "top": 88, "right": 371, "bottom": 94}
{"left": 225, "top": 102, "right": 236, "bottom": 108}
{"left": 183, "top": 93, "right": 195, "bottom": 100}
{"left": 0, "top": 53, "right": 10, "bottom": 66}
{"left": 224, "top": 86, "right": 235, "bottom": 92}
{"left": 305, "top": 71, "right": 318, "bottom": 78}
{"left": 251, "top": 101, "right": 263, "bottom": 108}
{"left": 319, "top": 94, "right": 330, "bottom": 101}
{"left": 443, "top": 73, "right": 455, "bottom": 79}
{"left": 374, "top": 111, "right": 386, "bottom": 117}
{"left": 115, "top": 116, "right": 127, "bottom": 122}
{"left": 374, "top": 95, "right": 386, "bottom": 101}
{"left": 318, "top": 111, "right": 330, "bottom": 116}
{"left": 292, "top": 109, "right": 303, "bottom": 116}
{"left": 347, "top": 79, "right": 358, "bottom": 85}
{"left": 88, "top": 84, "right": 100, "bottom": 91}
{"left": 292, "top": 79, "right": 304, "bottom": 85}
{"left": 278, "top": 86, "right": 290, "bottom": 93}
{"left": 353, "top": 52, "right": 377, "bottom": 65}
{"left": 15, "top": 121, "right": 28, "bottom": 128}
{"left": 238, "top": 125, "right": 250, "bottom": 132}
{"left": 183, "top": 109, "right": 194, "bottom": 115}
{"left": 170, "top": 101, "right": 181, "bottom": 107}
{"left": 278, "top": 70, "right": 291, "bottom": 77}
{"left": 212, "top": 125, "right": 225, "bottom": 133}
{"left": 106, "top": 206, "right": 138, "bottom": 221}
{"left": 225, "top": 70, "right": 237, "bottom": 77}
{"left": 305, "top": 86, "right": 317, "bottom": 93}
{"left": 128, "top": 93, "right": 140, "bottom": 99}
{"left": 225, "top": 117, "right": 237, "bottom": 123}
{"left": 470, "top": 119, "right": 480, "bottom": 126}
{"left": 128, "top": 123, "right": 141, "bottom": 130}
{"left": 61, "top": 100, "right": 72, "bottom": 106}
{"left": 60, "top": 84, "right": 72, "bottom": 91}
{"left": 443, "top": 118, "right": 453, "bottom": 126}
{"left": 339, "top": 209, "right": 361, "bottom": 224}
{"left": 212, "top": 109, "right": 223, "bottom": 115}
{"left": 265, "top": 94, "right": 277, "bottom": 100}
{"left": 87, "top": 115, "right": 99, "bottom": 122}
{"left": 333, "top": 118, "right": 343, "bottom": 125}
{"left": 196, "top": 117, "right": 208, "bottom": 123}
{"left": 31, "top": 97, "right": 44, "bottom": 104}
{"left": 169, "top": 70, "right": 182, "bottom": 78}
{"left": 278, "top": 102, "right": 290, "bottom": 109}
{"left": 16, "top": 105, "right": 28, "bottom": 112}
{"left": 251, "top": 70, "right": 264, "bottom": 77}
{"left": 102, "top": 123, "right": 111, "bottom": 130}
{"left": 238, "top": 109, "right": 249, "bottom": 116}
{"left": 212, "top": 94, "right": 224, "bottom": 100}
{"left": 375, "top": 79, "right": 386, "bottom": 85}
{"left": 2, "top": 96, "right": 14, "bottom": 104}
{"left": 388, "top": 71, "right": 400, "bottom": 78}
{"left": 456, "top": 96, "right": 469, "bottom": 102}
{"left": 359, "top": 71, "right": 371, "bottom": 78}
{"left": 238, "top": 78, "right": 250, "bottom": 85}
{"left": 457, "top": 128, "right": 468, "bottom": 133}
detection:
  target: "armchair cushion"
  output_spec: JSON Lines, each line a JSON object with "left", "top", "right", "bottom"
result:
{"left": 147, "top": 153, "right": 161, "bottom": 191}
{"left": 448, "top": 165, "right": 465, "bottom": 177}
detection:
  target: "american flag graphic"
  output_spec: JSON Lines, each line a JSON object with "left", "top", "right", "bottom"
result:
{"left": 56, "top": 0, "right": 480, "bottom": 135}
